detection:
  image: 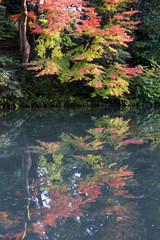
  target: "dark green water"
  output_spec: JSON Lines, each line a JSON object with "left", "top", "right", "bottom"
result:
{"left": 0, "top": 107, "right": 160, "bottom": 240}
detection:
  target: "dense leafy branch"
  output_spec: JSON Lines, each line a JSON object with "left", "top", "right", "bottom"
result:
{"left": 2, "top": 0, "right": 144, "bottom": 100}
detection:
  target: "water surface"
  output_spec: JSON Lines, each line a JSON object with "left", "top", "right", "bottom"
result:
{"left": 0, "top": 107, "right": 160, "bottom": 240}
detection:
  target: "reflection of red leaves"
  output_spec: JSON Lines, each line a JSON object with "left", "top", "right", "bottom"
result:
{"left": 74, "top": 155, "right": 86, "bottom": 159}
{"left": 2, "top": 162, "right": 138, "bottom": 239}
{"left": 30, "top": 140, "right": 61, "bottom": 153}
{"left": 79, "top": 182, "right": 103, "bottom": 201}
{"left": 99, "top": 165, "right": 138, "bottom": 200}
{"left": 30, "top": 180, "right": 103, "bottom": 234}
{"left": 76, "top": 140, "right": 106, "bottom": 150}
{"left": 0, "top": 212, "right": 10, "bottom": 225}
{"left": 109, "top": 177, "right": 127, "bottom": 189}
{"left": 113, "top": 189, "right": 129, "bottom": 196}
{"left": 14, "top": 191, "right": 24, "bottom": 197}
{"left": 4, "top": 232, "right": 24, "bottom": 240}
{"left": 32, "top": 223, "right": 47, "bottom": 237}
{"left": 124, "top": 194, "right": 144, "bottom": 199}
{"left": 103, "top": 202, "right": 139, "bottom": 240}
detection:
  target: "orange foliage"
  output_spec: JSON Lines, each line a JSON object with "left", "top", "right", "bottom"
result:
{"left": 29, "top": 180, "right": 103, "bottom": 235}
{"left": 10, "top": 13, "right": 21, "bottom": 21}
{"left": 119, "top": 137, "right": 143, "bottom": 147}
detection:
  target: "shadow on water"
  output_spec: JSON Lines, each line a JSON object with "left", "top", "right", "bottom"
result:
{"left": 0, "top": 106, "right": 160, "bottom": 239}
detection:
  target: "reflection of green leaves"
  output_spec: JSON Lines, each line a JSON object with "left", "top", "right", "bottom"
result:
{"left": 33, "top": 113, "right": 144, "bottom": 191}
{"left": 0, "top": 108, "right": 148, "bottom": 240}
{"left": 34, "top": 113, "right": 140, "bottom": 194}
{"left": 0, "top": 119, "right": 24, "bottom": 159}
{"left": 109, "top": 162, "right": 117, "bottom": 168}
{"left": 31, "top": 140, "right": 61, "bottom": 155}
{"left": 89, "top": 115, "right": 130, "bottom": 149}
{"left": 0, "top": 170, "right": 21, "bottom": 193}
{"left": 75, "top": 154, "right": 104, "bottom": 168}
{"left": 130, "top": 112, "right": 160, "bottom": 151}
{"left": 92, "top": 115, "right": 129, "bottom": 130}
{"left": 38, "top": 154, "right": 63, "bottom": 187}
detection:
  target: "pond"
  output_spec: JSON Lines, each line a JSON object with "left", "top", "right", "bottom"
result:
{"left": 0, "top": 106, "right": 160, "bottom": 240}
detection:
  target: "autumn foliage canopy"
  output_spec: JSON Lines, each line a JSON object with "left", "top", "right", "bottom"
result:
{"left": 11, "top": 0, "right": 143, "bottom": 98}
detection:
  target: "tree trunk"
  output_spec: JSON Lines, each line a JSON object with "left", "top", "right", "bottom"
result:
{"left": 21, "top": 130, "right": 32, "bottom": 239}
{"left": 20, "top": 0, "right": 30, "bottom": 64}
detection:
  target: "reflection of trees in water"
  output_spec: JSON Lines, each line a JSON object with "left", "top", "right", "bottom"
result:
{"left": 0, "top": 119, "right": 24, "bottom": 159}
{"left": 0, "top": 111, "right": 32, "bottom": 239}
{"left": 120, "top": 108, "right": 160, "bottom": 240}
{"left": 121, "top": 107, "right": 160, "bottom": 151}
{"left": 1, "top": 107, "right": 160, "bottom": 239}
{"left": 0, "top": 112, "right": 144, "bottom": 239}
{"left": 0, "top": 113, "right": 25, "bottom": 239}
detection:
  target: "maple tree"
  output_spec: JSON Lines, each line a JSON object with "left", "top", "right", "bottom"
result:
{"left": 9, "top": 0, "right": 143, "bottom": 99}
